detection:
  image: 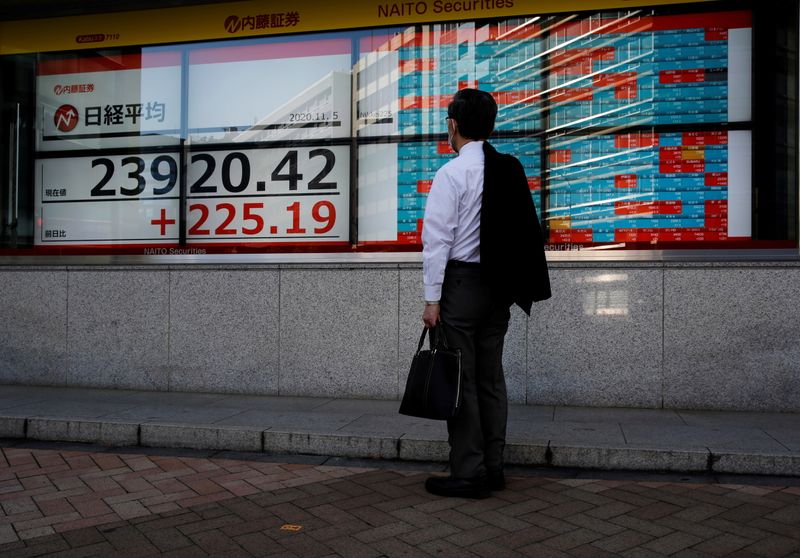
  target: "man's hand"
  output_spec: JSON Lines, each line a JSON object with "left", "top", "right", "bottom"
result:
{"left": 422, "top": 303, "right": 440, "bottom": 328}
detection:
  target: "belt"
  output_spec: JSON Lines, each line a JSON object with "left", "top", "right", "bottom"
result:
{"left": 447, "top": 260, "right": 481, "bottom": 269}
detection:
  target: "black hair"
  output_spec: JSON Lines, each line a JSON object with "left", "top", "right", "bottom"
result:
{"left": 447, "top": 88, "right": 497, "bottom": 140}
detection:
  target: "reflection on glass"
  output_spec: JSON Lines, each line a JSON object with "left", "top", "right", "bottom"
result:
{"left": 34, "top": 48, "right": 183, "bottom": 247}
{"left": 544, "top": 11, "right": 751, "bottom": 131}
{"left": 578, "top": 273, "right": 631, "bottom": 317}
{"left": 355, "top": 19, "right": 544, "bottom": 245}
{"left": 36, "top": 48, "right": 183, "bottom": 152}
{"left": 356, "top": 19, "right": 543, "bottom": 138}
{"left": 16, "top": 8, "right": 768, "bottom": 254}
{"left": 187, "top": 38, "right": 353, "bottom": 144}
{"left": 545, "top": 130, "right": 745, "bottom": 244}
{"left": 183, "top": 36, "right": 353, "bottom": 247}
{"left": 542, "top": 9, "right": 752, "bottom": 249}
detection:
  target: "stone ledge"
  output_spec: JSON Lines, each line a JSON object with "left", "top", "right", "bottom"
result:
{"left": 710, "top": 451, "right": 800, "bottom": 476}
{"left": 263, "top": 431, "right": 398, "bottom": 460}
{"left": 548, "top": 443, "right": 710, "bottom": 473}
{"left": 5, "top": 417, "right": 799, "bottom": 477}
{"left": 26, "top": 418, "right": 138, "bottom": 446}
{"left": 139, "top": 423, "right": 262, "bottom": 452}
{"left": 0, "top": 416, "right": 26, "bottom": 438}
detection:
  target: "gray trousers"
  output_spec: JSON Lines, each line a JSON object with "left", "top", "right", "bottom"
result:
{"left": 439, "top": 265, "right": 511, "bottom": 478}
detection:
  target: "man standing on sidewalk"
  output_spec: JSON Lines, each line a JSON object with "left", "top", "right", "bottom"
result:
{"left": 421, "top": 88, "right": 550, "bottom": 499}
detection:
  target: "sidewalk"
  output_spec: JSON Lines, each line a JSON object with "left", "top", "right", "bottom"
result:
{"left": 3, "top": 443, "right": 799, "bottom": 556}
{"left": 1, "top": 385, "right": 799, "bottom": 477}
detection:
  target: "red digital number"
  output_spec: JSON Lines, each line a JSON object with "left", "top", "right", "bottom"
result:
{"left": 242, "top": 202, "right": 264, "bottom": 235}
{"left": 286, "top": 201, "right": 307, "bottom": 234}
{"left": 215, "top": 203, "right": 237, "bottom": 235}
{"left": 312, "top": 201, "right": 336, "bottom": 234}
{"left": 188, "top": 201, "right": 335, "bottom": 237}
{"left": 188, "top": 204, "right": 210, "bottom": 235}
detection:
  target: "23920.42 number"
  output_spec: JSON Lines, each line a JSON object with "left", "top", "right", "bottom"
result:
{"left": 188, "top": 200, "right": 337, "bottom": 237}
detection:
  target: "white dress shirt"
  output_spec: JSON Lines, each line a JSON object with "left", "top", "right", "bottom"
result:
{"left": 422, "top": 140, "right": 484, "bottom": 302}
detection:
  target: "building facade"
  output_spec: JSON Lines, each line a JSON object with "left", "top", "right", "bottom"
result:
{"left": 0, "top": 0, "right": 798, "bottom": 411}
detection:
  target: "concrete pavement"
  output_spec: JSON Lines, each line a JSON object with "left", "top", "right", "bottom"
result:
{"left": 0, "top": 385, "right": 799, "bottom": 477}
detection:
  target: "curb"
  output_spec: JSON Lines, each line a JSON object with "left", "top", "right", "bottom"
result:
{"left": 2, "top": 416, "right": 799, "bottom": 477}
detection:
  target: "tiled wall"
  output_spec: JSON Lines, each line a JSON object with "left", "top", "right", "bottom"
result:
{"left": 1, "top": 263, "right": 798, "bottom": 411}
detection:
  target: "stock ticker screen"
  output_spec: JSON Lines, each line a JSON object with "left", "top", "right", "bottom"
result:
{"left": 356, "top": 10, "right": 753, "bottom": 249}
{"left": 33, "top": 9, "right": 754, "bottom": 252}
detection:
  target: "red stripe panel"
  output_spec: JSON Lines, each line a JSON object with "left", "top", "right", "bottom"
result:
{"left": 550, "top": 229, "right": 593, "bottom": 243}
{"left": 704, "top": 201, "right": 727, "bottom": 218}
{"left": 660, "top": 162, "right": 705, "bottom": 174}
{"left": 615, "top": 133, "right": 658, "bottom": 148}
{"left": 683, "top": 131, "right": 728, "bottom": 146}
{"left": 615, "top": 84, "right": 638, "bottom": 100}
{"left": 705, "top": 29, "right": 728, "bottom": 41}
{"left": 650, "top": 11, "right": 752, "bottom": 31}
{"left": 659, "top": 69, "right": 706, "bottom": 84}
{"left": 37, "top": 51, "right": 181, "bottom": 76}
{"left": 615, "top": 228, "right": 729, "bottom": 242}
{"left": 615, "top": 175, "right": 638, "bottom": 189}
{"left": 399, "top": 58, "right": 436, "bottom": 73}
{"left": 705, "top": 173, "right": 728, "bottom": 187}
{"left": 705, "top": 217, "right": 728, "bottom": 230}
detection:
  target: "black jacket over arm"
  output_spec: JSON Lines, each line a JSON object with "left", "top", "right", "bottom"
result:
{"left": 480, "top": 141, "right": 551, "bottom": 315}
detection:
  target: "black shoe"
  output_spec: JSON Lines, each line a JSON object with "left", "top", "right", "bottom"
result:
{"left": 488, "top": 470, "right": 505, "bottom": 491}
{"left": 425, "top": 475, "right": 490, "bottom": 499}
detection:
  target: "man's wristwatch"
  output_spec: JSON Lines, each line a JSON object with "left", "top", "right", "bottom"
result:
{"left": 424, "top": 300, "right": 440, "bottom": 306}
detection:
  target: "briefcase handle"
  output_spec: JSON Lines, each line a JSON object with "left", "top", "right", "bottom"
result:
{"left": 418, "top": 324, "right": 451, "bottom": 352}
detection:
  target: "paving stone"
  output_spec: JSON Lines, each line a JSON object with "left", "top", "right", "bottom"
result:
{"left": 60, "top": 526, "right": 106, "bottom": 547}
{"left": 741, "top": 535, "right": 800, "bottom": 557}
{"left": 540, "top": 527, "right": 604, "bottom": 551}
{"left": 324, "top": 535, "right": 385, "bottom": 558}
{"left": 418, "top": 537, "right": 483, "bottom": 557}
{"left": 591, "top": 530, "right": 654, "bottom": 553}
{"left": 446, "top": 524, "right": 505, "bottom": 547}
{"left": 354, "top": 521, "right": 416, "bottom": 543}
{"left": 641, "top": 531, "right": 704, "bottom": 555}
{"left": 690, "top": 533, "right": 754, "bottom": 556}
{"left": 2, "top": 442, "right": 800, "bottom": 558}
{"left": 568, "top": 543, "right": 619, "bottom": 557}
{"left": 517, "top": 541, "right": 572, "bottom": 557}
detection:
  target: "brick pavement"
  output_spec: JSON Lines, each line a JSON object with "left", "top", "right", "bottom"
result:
{"left": 1, "top": 442, "right": 799, "bottom": 557}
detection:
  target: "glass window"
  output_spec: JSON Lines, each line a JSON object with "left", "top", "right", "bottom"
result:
{"left": 33, "top": 48, "right": 182, "bottom": 250}
{"left": 0, "top": 2, "right": 796, "bottom": 259}
{"left": 356, "top": 19, "right": 543, "bottom": 247}
{"left": 353, "top": 8, "right": 792, "bottom": 252}
{"left": 182, "top": 35, "right": 353, "bottom": 249}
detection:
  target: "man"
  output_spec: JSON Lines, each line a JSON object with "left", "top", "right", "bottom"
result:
{"left": 422, "top": 88, "right": 551, "bottom": 499}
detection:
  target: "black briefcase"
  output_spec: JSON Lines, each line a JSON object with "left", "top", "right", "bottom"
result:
{"left": 399, "top": 324, "right": 462, "bottom": 420}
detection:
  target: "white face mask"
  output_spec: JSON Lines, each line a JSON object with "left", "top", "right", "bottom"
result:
{"left": 447, "top": 118, "right": 458, "bottom": 153}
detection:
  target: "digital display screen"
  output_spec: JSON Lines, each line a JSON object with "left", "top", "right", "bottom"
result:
{"left": 547, "top": 12, "right": 752, "bottom": 129}
{"left": 357, "top": 11, "right": 752, "bottom": 248}
{"left": 32, "top": 9, "right": 754, "bottom": 252}
{"left": 547, "top": 130, "right": 750, "bottom": 243}
{"left": 34, "top": 39, "right": 352, "bottom": 248}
